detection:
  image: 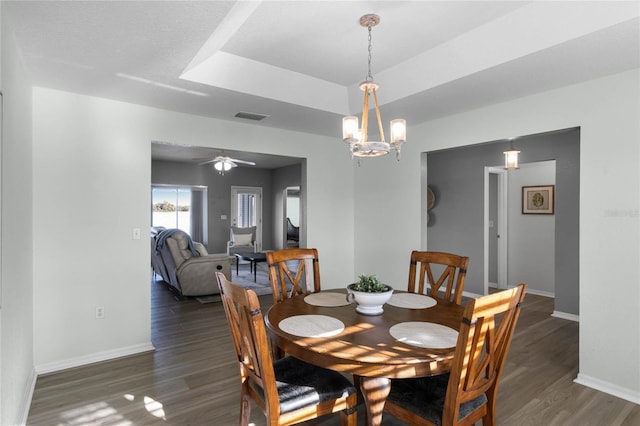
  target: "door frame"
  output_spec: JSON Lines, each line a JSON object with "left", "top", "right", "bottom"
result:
{"left": 484, "top": 167, "right": 508, "bottom": 295}
{"left": 230, "top": 186, "right": 263, "bottom": 251}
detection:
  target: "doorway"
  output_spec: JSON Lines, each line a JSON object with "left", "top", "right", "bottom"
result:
{"left": 231, "top": 186, "right": 263, "bottom": 251}
{"left": 484, "top": 167, "right": 508, "bottom": 295}
{"left": 284, "top": 186, "right": 300, "bottom": 248}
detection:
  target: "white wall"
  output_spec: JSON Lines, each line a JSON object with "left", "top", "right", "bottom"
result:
{"left": 31, "top": 88, "right": 355, "bottom": 371}
{"left": 353, "top": 69, "right": 640, "bottom": 402}
{"left": 1, "top": 18, "right": 36, "bottom": 426}
{"left": 508, "top": 161, "right": 556, "bottom": 296}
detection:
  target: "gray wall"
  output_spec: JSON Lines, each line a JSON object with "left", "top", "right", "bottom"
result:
{"left": 152, "top": 160, "right": 300, "bottom": 253}
{"left": 508, "top": 161, "right": 556, "bottom": 296}
{"left": 426, "top": 128, "right": 580, "bottom": 314}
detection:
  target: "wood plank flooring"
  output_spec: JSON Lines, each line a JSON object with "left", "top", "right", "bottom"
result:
{"left": 26, "top": 279, "right": 640, "bottom": 425}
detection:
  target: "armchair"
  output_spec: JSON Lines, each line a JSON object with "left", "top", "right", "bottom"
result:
{"left": 153, "top": 229, "right": 234, "bottom": 296}
{"left": 226, "top": 225, "right": 258, "bottom": 255}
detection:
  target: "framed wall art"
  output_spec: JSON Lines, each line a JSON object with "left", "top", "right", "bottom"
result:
{"left": 522, "top": 185, "right": 555, "bottom": 214}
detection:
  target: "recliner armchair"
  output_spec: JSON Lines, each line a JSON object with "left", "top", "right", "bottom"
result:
{"left": 152, "top": 229, "right": 234, "bottom": 296}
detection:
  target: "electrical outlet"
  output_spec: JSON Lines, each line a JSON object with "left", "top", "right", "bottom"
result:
{"left": 132, "top": 228, "right": 141, "bottom": 240}
{"left": 95, "top": 306, "right": 105, "bottom": 319}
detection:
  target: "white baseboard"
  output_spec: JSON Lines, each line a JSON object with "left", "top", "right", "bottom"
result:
{"left": 18, "top": 367, "right": 38, "bottom": 426}
{"left": 575, "top": 373, "right": 640, "bottom": 404}
{"left": 462, "top": 290, "right": 483, "bottom": 299}
{"left": 552, "top": 310, "right": 579, "bottom": 322}
{"left": 35, "top": 342, "right": 155, "bottom": 375}
{"left": 524, "top": 288, "right": 555, "bottom": 298}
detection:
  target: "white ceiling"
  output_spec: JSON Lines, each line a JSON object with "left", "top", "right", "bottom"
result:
{"left": 4, "top": 1, "right": 639, "bottom": 166}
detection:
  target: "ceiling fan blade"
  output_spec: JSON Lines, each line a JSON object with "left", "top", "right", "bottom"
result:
{"left": 197, "top": 158, "right": 217, "bottom": 165}
{"left": 228, "top": 158, "right": 256, "bottom": 166}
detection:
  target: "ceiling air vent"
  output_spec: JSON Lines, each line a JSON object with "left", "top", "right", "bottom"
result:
{"left": 235, "top": 111, "right": 269, "bottom": 121}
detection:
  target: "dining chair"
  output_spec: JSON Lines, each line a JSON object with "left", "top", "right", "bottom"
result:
{"left": 383, "top": 283, "right": 527, "bottom": 426}
{"left": 408, "top": 250, "right": 470, "bottom": 305}
{"left": 215, "top": 272, "right": 357, "bottom": 426}
{"left": 266, "top": 248, "right": 321, "bottom": 305}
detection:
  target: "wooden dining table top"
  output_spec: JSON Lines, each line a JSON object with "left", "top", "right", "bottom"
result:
{"left": 265, "top": 289, "right": 465, "bottom": 379}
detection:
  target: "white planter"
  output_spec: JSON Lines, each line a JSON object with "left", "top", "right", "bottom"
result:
{"left": 346, "top": 284, "right": 394, "bottom": 315}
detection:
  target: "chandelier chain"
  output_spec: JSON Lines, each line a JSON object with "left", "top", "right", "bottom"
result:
{"left": 366, "top": 24, "right": 373, "bottom": 82}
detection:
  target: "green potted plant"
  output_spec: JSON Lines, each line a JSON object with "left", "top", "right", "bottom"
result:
{"left": 347, "top": 274, "right": 394, "bottom": 315}
{"left": 350, "top": 274, "right": 392, "bottom": 293}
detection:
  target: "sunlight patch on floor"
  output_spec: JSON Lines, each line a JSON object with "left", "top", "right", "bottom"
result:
{"left": 144, "top": 396, "right": 167, "bottom": 419}
{"left": 60, "top": 401, "right": 124, "bottom": 425}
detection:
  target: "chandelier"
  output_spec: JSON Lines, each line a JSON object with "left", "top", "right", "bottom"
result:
{"left": 342, "top": 14, "right": 406, "bottom": 160}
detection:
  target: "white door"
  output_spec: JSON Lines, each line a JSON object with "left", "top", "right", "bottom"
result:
{"left": 231, "top": 186, "right": 263, "bottom": 251}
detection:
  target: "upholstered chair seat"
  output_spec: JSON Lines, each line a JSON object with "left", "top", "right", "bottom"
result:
{"left": 387, "top": 374, "right": 487, "bottom": 426}
{"left": 264, "top": 356, "right": 355, "bottom": 415}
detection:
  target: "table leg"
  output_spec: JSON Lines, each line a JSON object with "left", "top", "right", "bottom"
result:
{"left": 236, "top": 258, "right": 239, "bottom": 275}
{"left": 253, "top": 260, "right": 257, "bottom": 282}
{"left": 360, "top": 376, "right": 391, "bottom": 426}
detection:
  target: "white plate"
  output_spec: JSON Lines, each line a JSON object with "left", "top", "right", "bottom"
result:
{"left": 389, "top": 322, "right": 458, "bottom": 349}
{"left": 279, "top": 315, "right": 345, "bottom": 338}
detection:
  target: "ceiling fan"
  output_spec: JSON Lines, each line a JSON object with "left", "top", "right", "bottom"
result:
{"left": 197, "top": 155, "right": 256, "bottom": 175}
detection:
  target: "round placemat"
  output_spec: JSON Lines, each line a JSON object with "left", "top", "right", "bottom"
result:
{"left": 279, "top": 315, "right": 345, "bottom": 338}
{"left": 304, "top": 292, "right": 350, "bottom": 307}
{"left": 389, "top": 322, "right": 458, "bottom": 349}
{"left": 387, "top": 293, "right": 437, "bottom": 309}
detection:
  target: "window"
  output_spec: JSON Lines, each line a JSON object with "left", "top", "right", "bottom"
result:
{"left": 152, "top": 185, "right": 207, "bottom": 243}
{"left": 237, "top": 193, "right": 256, "bottom": 228}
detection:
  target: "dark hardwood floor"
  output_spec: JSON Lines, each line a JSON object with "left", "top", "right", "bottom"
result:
{"left": 26, "top": 278, "right": 640, "bottom": 425}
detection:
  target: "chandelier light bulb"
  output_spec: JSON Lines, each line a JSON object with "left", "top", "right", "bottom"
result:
{"left": 390, "top": 119, "right": 406, "bottom": 143}
{"left": 343, "top": 116, "right": 359, "bottom": 141}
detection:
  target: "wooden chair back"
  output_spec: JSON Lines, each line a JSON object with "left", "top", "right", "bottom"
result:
{"left": 215, "top": 272, "right": 280, "bottom": 423}
{"left": 385, "top": 283, "right": 527, "bottom": 426}
{"left": 408, "top": 250, "right": 470, "bottom": 305}
{"left": 447, "top": 283, "right": 527, "bottom": 425}
{"left": 215, "top": 271, "right": 357, "bottom": 425}
{"left": 266, "top": 248, "right": 321, "bottom": 304}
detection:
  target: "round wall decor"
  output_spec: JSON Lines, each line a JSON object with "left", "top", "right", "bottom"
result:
{"left": 427, "top": 186, "right": 435, "bottom": 210}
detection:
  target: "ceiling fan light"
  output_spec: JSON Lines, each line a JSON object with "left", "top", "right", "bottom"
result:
{"left": 214, "top": 161, "right": 232, "bottom": 172}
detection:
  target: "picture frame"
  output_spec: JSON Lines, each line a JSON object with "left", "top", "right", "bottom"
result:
{"left": 522, "top": 185, "right": 555, "bottom": 214}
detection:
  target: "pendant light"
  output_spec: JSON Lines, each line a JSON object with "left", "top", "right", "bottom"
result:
{"left": 342, "top": 14, "right": 407, "bottom": 160}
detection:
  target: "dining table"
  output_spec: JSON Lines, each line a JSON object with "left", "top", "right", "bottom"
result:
{"left": 265, "top": 288, "right": 465, "bottom": 426}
